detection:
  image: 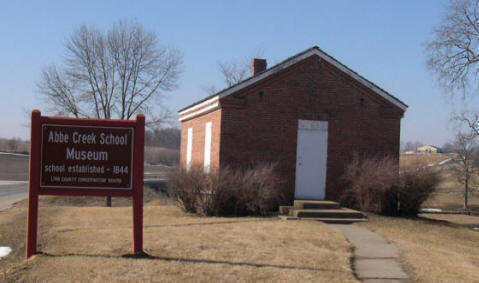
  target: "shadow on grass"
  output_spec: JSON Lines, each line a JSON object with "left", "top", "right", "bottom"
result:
{"left": 53, "top": 219, "right": 275, "bottom": 233}
{"left": 37, "top": 251, "right": 346, "bottom": 273}
{"left": 146, "top": 219, "right": 274, "bottom": 228}
{"left": 401, "top": 215, "right": 478, "bottom": 229}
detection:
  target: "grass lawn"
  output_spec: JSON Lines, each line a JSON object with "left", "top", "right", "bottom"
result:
{"left": 399, "top": 153, "right": 450, "bottom": 170}
{"left": 399, "top": 153, "right": 479, "bottom": 212}
{"left": 0, "top": 194, "right": 356, "bottom": 282}
{"left": 358, "top": 214, "right": 479, "bottom": 283}
{"left": 423, "top": 168, "right": 479, "bottom": 212}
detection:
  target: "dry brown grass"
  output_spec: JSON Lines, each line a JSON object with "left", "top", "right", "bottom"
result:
{"left": 420, "top": 213, "right": 479, "bottom": 227}
{"left": 1, "top": 200, "right": 356, "bottom": 282}
{"left": 423, "top": 169, "right": 479, "bottom": 212}
{"left": 424, "top": 191, "right": 479, "bottom": 211}
{"left": 358, "top": 214, "right": 479, "bottom": 283}
{"left": 400, "top": 153, "right": 449, "bottom": 170}
{"left": 399, "top": 154, "right": 479, "bottom": 212}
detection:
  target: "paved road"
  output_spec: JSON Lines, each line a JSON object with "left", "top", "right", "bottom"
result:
{"left": 0, "top": 181, "right": 28, "bottom": 211}
{"left": 0, "top": 152, "right": 170, "bottom": 181}
{"left": 0, "top": 152, "right": 29, "bottom": 181}
{"left": 0, "top": 152, "right": 169, "bottom": 210}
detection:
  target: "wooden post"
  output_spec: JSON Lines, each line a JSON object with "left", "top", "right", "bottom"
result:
{"left": 26, "top": 110, "right": 41, "bottom": 258}
{"left": 132, "top": 114, "right": 145, "bottom": 254}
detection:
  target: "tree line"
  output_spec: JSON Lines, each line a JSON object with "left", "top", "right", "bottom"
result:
{"left": 0, "top": 138, "right": 30, "bottom": 154}
{"left": 145, "top": 128, "right": 180, "bottom": 149}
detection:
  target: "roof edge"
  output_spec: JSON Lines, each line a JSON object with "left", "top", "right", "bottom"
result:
{"left": 178, "top": 46, "right": 408, "bottom": 114}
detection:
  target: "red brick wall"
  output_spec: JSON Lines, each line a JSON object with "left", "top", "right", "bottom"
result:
{"left": 218, "top": 55, "right": 404, "bottom": 202}
{"left": 180, "top": 109, "right": 222, "bottom": 170}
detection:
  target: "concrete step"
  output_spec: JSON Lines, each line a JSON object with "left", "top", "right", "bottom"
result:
{"left": 292, "top": 208, "right": 365, "bottom": 219}
{"left": 293, "top": 200, "right": 340, "bottom": 209}
{"left": 311, "top": 218, "right": 368, "bottom": 224}
{"left": 279, "top": 205, "right": 291, "bottom": 215}
{"left": 279, "top": 215, "right": 368, "bottom": 224}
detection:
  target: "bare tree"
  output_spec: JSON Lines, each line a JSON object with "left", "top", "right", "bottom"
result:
{"left": 199, "top": 61, "right": 248, "bottom": 96}
{"left": 37, "top": 20, "right": 182, "bottom": 123}
{"left": 37, "top": 20, "right": 183, "bottom": 206}
{"left": 218, "top": 60, "right": 250, "bottom": 87}
{"left": 426, "top": 0, "right": 479, "bottom": 97}
{"left": 208, "top": 49, "right": 266, "bottom": 92}
{"left": 201, "top": 84, "right": 218, "bottom": 95}
{"left": 145, "top": 128, "right": 181, "bottom": 149}
{"left": 451, "top": 129, "right": 478, "bottom": 210}
{"left": 426, "top": 1, "right": 479, "bottom": 208}
{"left": 199, "top": 60, "right": 251, "bottom": 96}
{"left": 455, "top": 111, "right": 479, "bottom": 134}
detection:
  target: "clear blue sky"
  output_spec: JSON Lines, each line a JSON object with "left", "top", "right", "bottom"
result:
{"left": 0, "top": 0, "right": 464, "bottom": 146}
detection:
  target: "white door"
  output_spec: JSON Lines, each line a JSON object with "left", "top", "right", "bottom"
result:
{"left": 294, "top": 120, "right": 328, "bottom": 200}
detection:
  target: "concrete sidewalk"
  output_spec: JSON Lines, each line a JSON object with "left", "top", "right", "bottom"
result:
{"left": 331, "top": 224, "right": 409, "bottom": 282}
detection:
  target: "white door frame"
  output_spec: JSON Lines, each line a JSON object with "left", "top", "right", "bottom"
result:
{"left": 294, "top": 120, "right": 328, "bottom": 200}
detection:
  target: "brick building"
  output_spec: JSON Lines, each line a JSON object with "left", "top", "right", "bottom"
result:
{"left": 178, "top": 46, "right": 407, "bottom": 201}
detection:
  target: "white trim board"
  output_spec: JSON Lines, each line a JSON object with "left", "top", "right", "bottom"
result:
{"left": 179, "top": 102, "right": 219, "bottom": 121}
{"left": 178, "top": 96, "right": 219, "bottom": 116}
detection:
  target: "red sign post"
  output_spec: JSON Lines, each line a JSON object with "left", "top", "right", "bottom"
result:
{"left": 26, "top": 110, "right": 145, "bottom": 258}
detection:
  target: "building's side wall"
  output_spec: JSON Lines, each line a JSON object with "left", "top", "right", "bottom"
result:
{"left": 219, "top": 55, "right": 404, "bottom": 201}
{"left": 180, "top": 109, "right": 222, "bottom": 170}
{"left": 418, "top": 145, "right": 440, "bottom": 153}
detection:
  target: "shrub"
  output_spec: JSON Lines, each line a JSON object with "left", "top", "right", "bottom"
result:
{"left": 341, "top": 155, "right": 439, "bottom": 216}
{"left": 166, "top": 166, "right": 206, "bottom": 213}
{"left": 340, "top": 156, "right": 400, "bottom": 213}
{"left": 167, "top": 163, "right": 282, "bottom": 216}
{"left": 398, "top": 168, "right": 439, "bottom": 216}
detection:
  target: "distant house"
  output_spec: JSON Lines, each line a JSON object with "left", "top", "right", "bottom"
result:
{"left": 417, "top": 145, "right": 442, "bottom": 154}
{"left": 178, "top": 46, "right": 407, "bottom": 202}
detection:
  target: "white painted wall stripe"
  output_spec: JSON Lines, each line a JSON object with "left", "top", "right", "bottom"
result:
{"left": 204, "top": 122, "right": 212, "bottom": 173}
{"left": 186, "top": 127, "right": 193, "bottom": 171}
